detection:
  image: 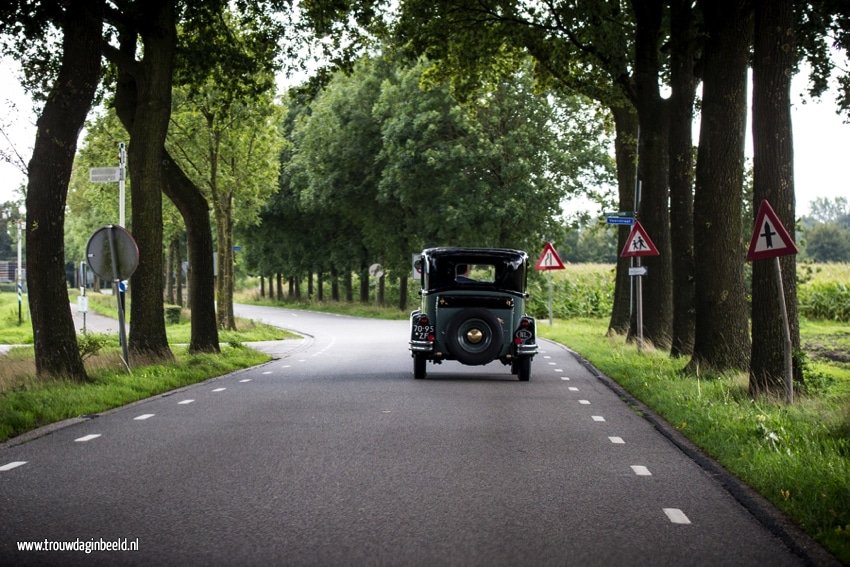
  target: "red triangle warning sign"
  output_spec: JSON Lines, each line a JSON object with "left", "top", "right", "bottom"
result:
{"left": 620, "top": 221, "right": 660, "bottom": 257}
{"left": 535, "top": 242, "right": 566, "bottom": 271}
{"left": 746, "top": 200, "right": 797, "bottom": 262}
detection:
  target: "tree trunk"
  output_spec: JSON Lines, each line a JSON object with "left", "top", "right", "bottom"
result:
{"left": 359, "top": 263, "right": 369, "bottom": 303}
{"left": 668, "top": 0, "right": 698, "bottom": 357}
{"left": 630, "top": 0, "right": 672, "bottom": 348}
{"left": 276, "top": 273, "right": 283, "bottom": 299}
{"left": 26, "top": 0, "right": 103, "bottom": 381}
{"left": 399, "top": 274, "right": 408, "bottom": 311}
{"left": 160, "top": 152, "right": 219, "bottom": 352}
{"left": 259, "top": 275, "right": 265, "bottom": 298}
{"left": 331, "top": 266, "right": 340, "bottom": 301}
{"left": 378, "top": 274, "right": 385, "bottom": 305}
{"left": 307, "top": 270, "right": 314, "bottom": 298}
{"left": 165, "top": 237, "right": 177, "bottom": 304}
{"left": 607, "top": 105, "right": 638, "bottom": 336}
{"left": 750, "top": 0, "right": 800, "bottom": 397}
{"left": 317, "top": 270, "right": 324, "bottom": 301}
{"left": 175, "top": 236, "right": 183, "bottom": 307}
{"left": 344, "top": 269, "right": 353, "bottom": 302}
{"left": 688, "top": 0, "right": 753, "bottom": 373}
{"left": 116, "top": 0, "right": 175, "bottom": 360}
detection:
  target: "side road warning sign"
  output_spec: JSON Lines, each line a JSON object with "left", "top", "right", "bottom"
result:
{"left": 620, "top": 220, "right": 660, "bottom": 257}
{"left": 535, "top": 242, "right": 566, "bottom": 271}
{"left": 746, "top": 200, "right": 798, "bottom": 262}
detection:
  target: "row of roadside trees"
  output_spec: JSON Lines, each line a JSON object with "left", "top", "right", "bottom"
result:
{"left": 1, "top": 0, "right": 848, "bottom": 404}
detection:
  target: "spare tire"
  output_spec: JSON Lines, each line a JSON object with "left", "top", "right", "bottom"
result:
{"left": 446, "top": 308, "right": 504, "bottom": 365}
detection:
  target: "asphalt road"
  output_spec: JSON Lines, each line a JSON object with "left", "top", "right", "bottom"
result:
{"left": 0, "top": 305, "right": 824, "bottom": 565}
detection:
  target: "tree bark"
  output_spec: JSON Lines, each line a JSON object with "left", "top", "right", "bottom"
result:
{"left": 26, "top": 0, "right": 103, "bottom": 381}
{"left": 668, "top": 0, "right": 698, "bottom": 357}
{"left": 630, "top": 0, "right": 672, "bottom": 348}
{"left": 399, "top": 274, "right": 409, "bottom": 311}
{"left": 750, "top": 0, "right": 800, "bottom": 396}
{"left": 607, "top": 105, "right": 638, "bottom": 336}
{"left": 113, "top": 0, "right": 175, "bottom": 360}
{"left": 688, "top": 0, "right": 753, "bottom": 373}
{"left": 160, "top": 152, "right": 220, "bottom": 352}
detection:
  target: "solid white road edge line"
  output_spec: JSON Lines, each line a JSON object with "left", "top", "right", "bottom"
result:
{"left": 0, "top": 461, "right": 27, "bottom": 471}
{"left": 75, "top": 434, "right": 101, "bottom": 442}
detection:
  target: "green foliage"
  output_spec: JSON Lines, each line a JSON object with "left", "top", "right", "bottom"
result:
{"left": 76, "top": 332, "right": 112, "bottom": 360}
{"left": 526, "top": 265, "right": 614, "bottom": 319}
{"left": 799, "top": 282, "right": 850, "bottom": 321}
{"left": 804, "top": 224, "right": 850, "bottom": 262}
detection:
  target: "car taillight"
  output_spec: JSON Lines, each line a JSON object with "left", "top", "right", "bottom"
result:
{"left": 428, "top": 334, "right": 435, "bottom": 342}
{"left": 520, "top": 318, "right": 531, "bottom": 329}
{"left": 514, "top": 337, "right": 523, "bottom": 345}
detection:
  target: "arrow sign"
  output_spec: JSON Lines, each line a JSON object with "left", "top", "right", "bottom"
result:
{"left": 746, "top": 200, "right": 798, "bottom": 262}
{"left": 535, "top": 242, "right": 566, "bottom": 271}
{"left": 620, "top": 221, "right": 660, "bottom": 257}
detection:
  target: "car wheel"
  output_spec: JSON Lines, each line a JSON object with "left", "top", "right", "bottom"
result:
{"left": 516, "top": 356, "right": 531, "bottom": 381}
{"left": 413, "top": 353, "right": 427, "bottom": 379}
{"left": 446, "top": 308, "right": 504, "bottom": 366}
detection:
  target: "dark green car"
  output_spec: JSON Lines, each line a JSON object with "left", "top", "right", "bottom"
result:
{"left": 409, "top": 247, "right": 538, "bottom": 381}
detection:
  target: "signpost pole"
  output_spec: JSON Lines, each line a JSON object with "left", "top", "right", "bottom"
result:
{"left": 107, "top": 225, "right": 130, "bottom": 371}
{"left": 118, "top": 143, "right": 126, "bottom": 227}
{"left": 635, "top": 257, "right": 644, "bottom": 352}
{"left": 774, "top": 257, "right": 793, "bottom": 404}
{"left": 16, "top": 219, "right": 22, "bottom": 325}
{"left": 547, "top": 270, "right": 553, "bottom": 326}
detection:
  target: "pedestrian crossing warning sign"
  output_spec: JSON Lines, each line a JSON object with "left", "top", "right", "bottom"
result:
{"left": 535, "top": 242, "right": 566, "bottom": 271}
{"left": 746, "top": 200, "right": 797, "bottom": 262}
{"left": 620, "top": 220, "right": 660, "bottom": 258}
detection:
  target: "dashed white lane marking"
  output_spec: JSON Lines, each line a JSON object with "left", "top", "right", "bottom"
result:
{"left": 240, "top": 379, "right": 252, "bottom": 383}
{"left": 579, "top": 400, "right": 590, "bottom": 405}
{"left": 631, "top": 465, "right": 652, "bottom": 476}
{"left": 262, "top": 371, "right": 273, "bottom": 375}
{"left": 134, "top": 414, "right": 155, "bottom": 421}
{"left": 548, "top": 362, "right": 556, "bottom": 366}
{"left": 312, "top": 336, "right": 337, "bottom": 357}
{"left": 543, "top": 355, "right": 551, "bottom": 359}
{"left": 608, "top": 436, "right": 625, "bottom": 444}
{"left": 568, "top": 387, "right": 579, "bottom": 392}
{"left": 0, "top": 461, "right": 27, "bottom": 471}
{"left": 560, "top": 376, "right": 570, "bottom": 381}
{"left": 298, "top": 359, "right": 306, "bottom": 363}
{"left": 75, "top": 434, "right": 101, "bottom": 442}
{"left": 555, "top": 369, "right": 564, "bottom": 373}
{"left": 663, "top": 508, "right": 691, "bottom": 524}
{"left": 592, "top": 416, "right": 606, "bottom": 422}
{"left": 212, "top": 388, "right": 226, "bottom": 392}
{"left": 178, "top": 399, "right": 195, "bottom": 405}
{"left": 281, "top": 365, "right": 291, "bottom": 369}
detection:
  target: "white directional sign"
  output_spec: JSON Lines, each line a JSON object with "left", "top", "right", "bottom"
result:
{"left": 89, "top": 167, "right": 122, "bottom": 183}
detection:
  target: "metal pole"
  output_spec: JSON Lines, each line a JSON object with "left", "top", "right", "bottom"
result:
{"left": 16, "top": 220, "right": 22, "bottom": 325}
{"left": 107, "top": 225, "right": 130, "bottom": 371}
{"left": 636, "top": 257, "right": 644, "bottom": 353}
{"left": 118, "top": 142, "right": 126, "bottom": 227}
{"left": 547, "top": 270, "right": 553, "bottom": 326}
{"left": 774, "top": 257, "right": 793, "bottom": 404}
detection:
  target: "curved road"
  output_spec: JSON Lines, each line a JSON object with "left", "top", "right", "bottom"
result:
{"left": 0, "top": 305, "right": 822, "bottom": 565}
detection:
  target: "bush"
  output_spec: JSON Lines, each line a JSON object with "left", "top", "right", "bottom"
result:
{"left": 164, "top": 305, "right": 182, "bottom": 324}
{"left": 798, "top": 282, "right": 850, "bottom": 322}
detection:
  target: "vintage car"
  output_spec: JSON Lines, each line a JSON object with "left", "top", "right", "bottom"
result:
{"left": 409, "top": 247, "right": 538, "bottom": 380}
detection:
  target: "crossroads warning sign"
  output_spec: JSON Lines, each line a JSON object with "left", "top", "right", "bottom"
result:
{"left": 535, "top": 242, "right": 566, "bottom": 271}
{"left": 746, "top": 200, "right": 798, "bottom": 262}
{"left": 620, "top": 220, "right": 660, "bottom": 258}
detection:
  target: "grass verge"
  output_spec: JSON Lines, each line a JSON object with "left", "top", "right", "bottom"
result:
{"left": 0, "top": 344, "right": 271, "bottom": 444}
{"left": 539, "top": 318, "right": 850, "bottom": 564}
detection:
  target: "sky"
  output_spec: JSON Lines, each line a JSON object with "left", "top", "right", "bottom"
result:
{"left": 1, "top": 57, "right": 849, "bottom": 218}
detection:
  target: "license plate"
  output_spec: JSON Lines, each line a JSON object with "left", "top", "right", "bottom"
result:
{"left": 412, "top": 324, "right": 435, "bottom": 341}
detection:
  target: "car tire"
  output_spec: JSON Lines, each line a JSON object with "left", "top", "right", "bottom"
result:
{"left": 446, "top": 308, "right": 504, "bottom": 366}
{"left": 516, "top": 356, "right": 531, "bottom": 381}
{"left": 413, "top": 353, "right": 427, "bottom": 379}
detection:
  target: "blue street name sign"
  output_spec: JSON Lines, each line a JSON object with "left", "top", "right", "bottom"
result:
{"left": 606, "top": 216, "right": 635, "bottom": 225}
